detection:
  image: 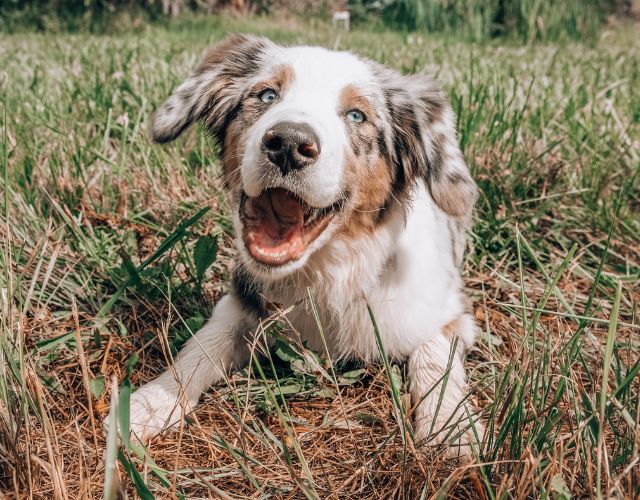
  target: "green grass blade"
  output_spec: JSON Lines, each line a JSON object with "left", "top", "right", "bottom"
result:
{"left": 367, "top": 303, "right": 410, "bottom": 445}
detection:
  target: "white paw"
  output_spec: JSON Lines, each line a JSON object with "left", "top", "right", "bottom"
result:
{"left": 414, "top": 414, "right": 484, "bottom": 459}
{"left": 105, "top": 383, "right": 197, "bottom": 443}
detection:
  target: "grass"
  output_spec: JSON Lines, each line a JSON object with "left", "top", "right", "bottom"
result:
{"left": 383, "top": 0, "right": 622, "bottom": 41}
{"left": 1, "top": 13, "right": 639, "bottom": 499}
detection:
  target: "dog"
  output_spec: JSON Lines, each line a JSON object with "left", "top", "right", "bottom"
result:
{"left": 117, "top": 33, "right": 483, "bottom": 456}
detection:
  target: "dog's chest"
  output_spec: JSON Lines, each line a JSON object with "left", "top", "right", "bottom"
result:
{"left": 258, "top": 185, "right": 465, "bottom": 361}
{"left": 263, "top": 251, "right": 461, "bottom": 362}
{"left": 268, "top": 271, "right": 461, "bottom": 362}
{"left": 263, "top": 258, "right": 378, "bottom": 358}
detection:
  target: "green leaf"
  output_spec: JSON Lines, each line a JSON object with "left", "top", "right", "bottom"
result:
{"left": 88, "top": 375, "right": 105, "bottom": 398}
{"left": 98, "top": 207, "right": 211, "bottom": 320}
{"left": 140, "top": 207, "right": 211, "bottom": 271}
{"left": 126, "top": 353, "right": 138, "bottom": 377}
{"left": 118, "top": 377, "right": 131, "bottom": 450}
{"left": 312, "top": 387, "right": 336, "bottom": 399}
{"left": 390, "top": 364, "right": 404, "bottom": 392}
{"left": 275, "top": 341, "right": 301, "bottom": 363}
{"left": 272, "top": 383, "right": 304, "bottom": 397}
{"left": 338, "top": 368, "right": 366, "bottom": 385}
{"left": 612, "top": 362, "right": 640, "bottom": 399}
{"left": 185, "top": 313, "right": 206, "bottom": 334}
{"left": 193, "top": 234, "right": 218, "bottom": 281}
{"left": 118, "top": 248, "right": 142, "bottom": 289}
{"left": 118, "top": 450, "right": 156, "bottom": 500}
{"left": 549, "top": 473, "right": 571, "bottom": 499}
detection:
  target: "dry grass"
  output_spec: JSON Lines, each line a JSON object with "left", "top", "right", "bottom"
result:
{"left": 1, "top": 15, "right": 639, "bottom": 499}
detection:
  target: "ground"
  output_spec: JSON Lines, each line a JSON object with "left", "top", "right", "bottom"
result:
{"left": 0, "top": 15, "right": 639, "bottom": 499}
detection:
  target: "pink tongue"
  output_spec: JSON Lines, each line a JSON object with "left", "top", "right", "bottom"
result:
{"left": 244, "top": 189, "right": 305, "bottom": 240}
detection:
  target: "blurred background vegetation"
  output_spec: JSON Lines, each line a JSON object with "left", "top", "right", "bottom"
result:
{"left": 1, "top": 0, "right": 635, "bottom": 40}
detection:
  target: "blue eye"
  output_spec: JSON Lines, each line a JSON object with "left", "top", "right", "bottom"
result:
{"left": 259, "top": 89, "right": 277, "bottom": 103}
{"left": 346, "top": 109, "right": 365, "bottom": 123}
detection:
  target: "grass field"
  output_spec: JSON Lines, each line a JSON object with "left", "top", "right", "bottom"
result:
{"left": 1, "top": 14, "right": 639, "bottom": 499}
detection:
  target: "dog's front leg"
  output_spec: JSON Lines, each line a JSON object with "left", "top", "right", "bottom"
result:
{"left": 408, "top": 325, "right": 483, "bottom": 458}
{"left": 116, "top": 294, "right": 258, "bottom": 442}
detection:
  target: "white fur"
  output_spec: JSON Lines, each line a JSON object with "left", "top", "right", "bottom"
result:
{"left": 121, "top": 187, "right": 482, "bottom": 453}
{"left": 113, "top": 43, "right": 483, "bottom": 456}
{"left": 264, "top": 184, "right": 466, "bottom": 361}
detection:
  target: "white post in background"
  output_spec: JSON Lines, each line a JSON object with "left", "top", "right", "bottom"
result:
{"left": 332, "top": 10, "right": 350, "bottom": 31}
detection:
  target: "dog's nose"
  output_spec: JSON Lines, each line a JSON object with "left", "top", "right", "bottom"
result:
{"left": 262, "top": 121, "right": 320, "bottom": 175}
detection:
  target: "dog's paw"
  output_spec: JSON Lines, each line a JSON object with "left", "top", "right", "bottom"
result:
{"left": 105, "top": 383, "right": 196, "bottom": 443}
{"left": 414, "top": 415, "right": 484, "bottom": 459}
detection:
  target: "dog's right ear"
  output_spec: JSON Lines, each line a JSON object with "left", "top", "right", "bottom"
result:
{"left": 150, "top": 33, "right": 271, "bottom": 143}
{"left": 379, "top": 69, "right": 477, "bottom": 218}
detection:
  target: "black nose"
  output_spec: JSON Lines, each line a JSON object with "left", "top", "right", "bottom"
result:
{"left": 262, "top": 121, "right": 320, "bottom": 175}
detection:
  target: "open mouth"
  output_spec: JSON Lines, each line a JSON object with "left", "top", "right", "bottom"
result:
{"left": 240, "top": 188, "right": 341, "bottom": 266}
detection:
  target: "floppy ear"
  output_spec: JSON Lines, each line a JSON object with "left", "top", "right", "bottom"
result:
{"left": 150, "top": 33, "right": 271, "bottom": 144}
{"left": 384, "top": 72, "right": 477, "bottom": 217}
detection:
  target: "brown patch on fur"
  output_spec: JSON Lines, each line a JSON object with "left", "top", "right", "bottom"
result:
{"left": 335, "top": 85, "right": 396, "bottom": 238}
{"left": 340, "top": 84, "right": 378, "bottom": 156}
{"left": 339, "top": 155, "right": 393, "bottom": 238}
{"left": 442, "top": 318, "right": 463, "bottom": 341}
{"left": 339, "top": 84, "right": 376, "bottom": 121}
{"left": 196, "top": 34, "right": 249, "bottom": 74}
{"left": 251, "top": 64, "right": 295, "bottom": 96}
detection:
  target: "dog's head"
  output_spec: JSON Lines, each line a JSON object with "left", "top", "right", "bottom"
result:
{"left": 151, "top": 34, "right": 476, "bottom": 279}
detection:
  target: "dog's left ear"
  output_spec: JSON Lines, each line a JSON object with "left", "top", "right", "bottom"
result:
{"left": 150, "top": 33, "right": 271, "bottom": 144}
{"left": 383, "top": 72, "right": 477, "bottom": 217}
